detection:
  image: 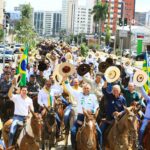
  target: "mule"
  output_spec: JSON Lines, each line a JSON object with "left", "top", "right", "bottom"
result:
{"left": 2, "top": 109, "right": 42, "bottom": 150}
{"left": 143, "top": 121, "right": 150, "bottom": 150}
{"left": 105, "top": 107, "right": 139, "bottom": 150}
{"left": 41, "top": 106, "right": 57, "bottom": 150}
{"left": 76, "top": 110, "right": 98, "bottom": 150}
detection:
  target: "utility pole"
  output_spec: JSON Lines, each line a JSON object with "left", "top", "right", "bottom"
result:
{"left": 120, "top": 0, "right": 125, "bottom": 63}
{"left": 3, "top": 11, "right": 6, "bottom": 68}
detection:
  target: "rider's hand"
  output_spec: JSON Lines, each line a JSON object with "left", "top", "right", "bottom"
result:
{"left": 113, "top": 111, "right": 121, "bottom": 118}
{"left": 12, "top": 78, "right": 17, "bottom": 86}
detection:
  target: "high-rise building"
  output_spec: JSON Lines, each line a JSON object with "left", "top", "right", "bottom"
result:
{"left": 0, "top": 0, "right": 4, "bottom": 26}
{"left": 34, "top": 11, "right": 61, "bottom": 36}
{"left": 145, "top": 11, "right": 150, "bottom": 27}
{"left": 61, "top": 0, "right": 95, "bottom": 35}
{"left": 101, "top": 0, "right": 135, "bottom": 34}
{"left": 135, "top": 12, "right": 146, "bottom": 26}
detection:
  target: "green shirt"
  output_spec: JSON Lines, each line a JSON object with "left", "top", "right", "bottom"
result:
{"left": 119, "top": 82, "right": 141, "bottom": 106}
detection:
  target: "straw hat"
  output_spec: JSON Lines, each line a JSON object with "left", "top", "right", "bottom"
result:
{"left": 104, "top": 66, "right": 121, "bottom": 83}
{"left": 59, "top": 62, "right": 75, "bottom": 77}
{"left": 133, "top": 70, "right": 148, "bottom": 87}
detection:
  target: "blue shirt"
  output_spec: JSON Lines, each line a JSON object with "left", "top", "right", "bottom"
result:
{"left": 102, "top": 88, "right": 126, "bottom": 120}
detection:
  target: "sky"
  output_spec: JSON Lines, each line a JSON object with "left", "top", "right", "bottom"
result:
{"left": 5, "top": 0, "right": 150, "bottom": 12}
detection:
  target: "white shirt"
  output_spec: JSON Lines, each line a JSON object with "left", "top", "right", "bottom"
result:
{"left": 38, "top": 88, "right": 54, "bottom": 107}
{"left": 51, "top": 84, "right": 63, "bottom": 96}
{"left": 43, "top": 67, "right": 52, "bottom": 80}
{"left": 65, "top": 82, "right": 99, "bottom": 114}
{"left": 10, "top": 94, "right": 33, "bottom": 116}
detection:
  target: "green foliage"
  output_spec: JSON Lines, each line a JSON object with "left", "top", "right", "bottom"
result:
{"left": 91, "top": 2, "right": 108, "bottom": 44}
{"left": 14, "top": 4, "right": 36, "bottom": 47}
{"left": 80, "top": 43, "right": 89, "bottom": 57}
{"left": 105, "top": 25, "right": 110, "bottom": 45}
{"left": 88, "top": 43, "right": 100, "bottom": 50}
{"left": 92, "top": 2, "right": 108, "bottom": 22}
{"left": 0, "top": 29, "right": 4, "bottom": 42}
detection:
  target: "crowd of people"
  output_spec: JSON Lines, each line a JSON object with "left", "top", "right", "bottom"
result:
{"left": 0, "top": 40, "right": 149, "bottom": 150}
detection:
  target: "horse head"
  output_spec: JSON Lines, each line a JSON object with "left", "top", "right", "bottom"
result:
{"left": 29, "top": 109, "right": 43, "bottom": 142}
{"left": 44, "top": 106, "right": 56, "bottom": 133}
{"left": 124, "top": 107, "right": 139, "bottom": 133}
{"left": 82, "top": 109, "right": 97, "bottom": 149}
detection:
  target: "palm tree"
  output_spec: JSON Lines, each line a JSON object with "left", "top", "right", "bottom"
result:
{"left": 92, "top": 1, "right": 108, "bottom": 44}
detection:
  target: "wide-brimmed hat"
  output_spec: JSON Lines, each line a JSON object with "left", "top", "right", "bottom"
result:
{"left": 104, "top": 66, "right": 121, "bottom": 83}
{"left": 77, "top": 64, "right": 91, "bottom": 76}
{"left": 133, "top": 70, "right": 148, "bottom": 87}
{"left": 106, "top": 57, "right": 114, "bottom": 65}
{"left": 38, "top": 61, "right": 47, "bottom": 71}
{"left": 65, "top": 52, "right": 72, "bottom": 60}
{"left": 98, "top": 62, "right": 110, "bottom": 73}
{"left": 59, "top": 62, "right": 75, "bottom": 77}
{"left": 53, "top": 64, "right": 63, "bottom": 84}
{"left": 35, "top": 54, "right": 41, "bottom": 60}
{"left": 123, "top": 59, "right": 131, "bottom": 67}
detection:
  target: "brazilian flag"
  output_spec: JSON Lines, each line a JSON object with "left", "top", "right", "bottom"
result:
{"left": 142, "top": 52, "right": 150, "bottom": 93}
{"left": 19, "top": 44, "right": 29, "bottom": 86}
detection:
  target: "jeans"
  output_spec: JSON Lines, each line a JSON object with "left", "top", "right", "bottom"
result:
{"left": 139, "top": 118, "right": 149, "bottom": 145}
{"left": 55, "top": 113, "right": 61, "bottom": 138}
{"left": 71, "top": 114, "right": 102, "bottom": 150}
{"left": 60, "top": 96, "right": 69, "bottom": 106}
{"left": 8, "top": 115, "right": 25, "bottom": 146}
{"left": 64, "top": 104, "right": 72, "bottom": 127}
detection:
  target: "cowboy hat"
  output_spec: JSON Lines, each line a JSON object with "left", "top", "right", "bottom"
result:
{"left": 65, "top": 52, "right": 72, "bottom": 60}
{"left": 123, "top": 59, "right": 131, "bottom": 67}
{"left": 98, "top": 62, "right": 110, "bottom": 73}
{"left": 53, "top": 64, "right": 63, "bottom": 84}
{"left": 104, "top": 66, "right": 121, "bottom": 83}
{"left": 28, "top": 57, "right": 35, "bottom": 64}
{"left": 38, "top": 61, "right": 47, "bottom": 72}
{"left": 133, "top": 70, "right": 148, "bottom": 87}
{"left": 77, "top": 64, "right": 91, "bottom": 76}
{"left": 35, "top": 54, "right": 41, "bottom": 60}
{"left": 106, "top": 57, "right": 114, "bottom": 65}
{"left": 59, "top": 62, "right": 75, "bottom": 77}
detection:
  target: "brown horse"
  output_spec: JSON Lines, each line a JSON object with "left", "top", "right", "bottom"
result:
{"left": 143, "top": 121, "right": 150, "bottom": 150}
{"left": 2, "top": 109, "right": 42, "bottom": 150}
{"left": 105, "top": 107, "right": 139, "bottom": 150}
{"left": 41, "top": 106, "right": 57, "bottom": 150}
{"left": 76, "top": 110, "right": 98, "bottom": 150}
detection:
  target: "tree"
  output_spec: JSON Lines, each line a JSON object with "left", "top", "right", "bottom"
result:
{"left": 14, "top": 4, "right": 37, "bottom": 47}
{"left": 80, "top": 43, "right": 89, "bottom": 57}
{"left": 92, "top": 1, "right": 108, "bottom": 44}
{"left": 105, "top": 25, "right": 110, "bottom": 45}
{"left": 0, "top": 28, "right": 4, "bottom": 42}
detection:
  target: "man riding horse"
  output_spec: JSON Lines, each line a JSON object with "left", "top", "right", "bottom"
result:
{"left": 7, "top": 78, "right": 34, "bottom": 148}
{"left": 64, "top": 78, "right": 102, "bottom": 150}
{"left": 37, "top": 79, "right": 63, "bottom": 141}
{"left": 100, "top": 81, "right": 126, "bottom": 145}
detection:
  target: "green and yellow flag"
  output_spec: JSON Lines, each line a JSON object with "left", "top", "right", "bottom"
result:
{"left": 142, "top": 52, "right": 150, "bottom": 93}
{"left": 19, "top": 44, "right": 29, "bottom": 86}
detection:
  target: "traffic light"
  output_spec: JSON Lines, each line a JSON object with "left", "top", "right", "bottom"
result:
{"left": 5, "top": 13, "right": 10, "bottom": 27}
{"left": 118, "top": 18, "right": 128, "bottom": 26}
{"left": 124, "top": 18, "right": 127, "bottom": 26}
{"left": 119, "top": 18, "right": 122, "bottom": 26}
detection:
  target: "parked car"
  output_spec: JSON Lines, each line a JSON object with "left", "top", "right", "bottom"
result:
{"left": 0, "top": 45, "right": 5, "bottom": 54}
{"left": 14, "top": 44, "right": 23, "bottom": 54}
{"left": 0, "top": 50, "right": 15, "bottom": 62}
